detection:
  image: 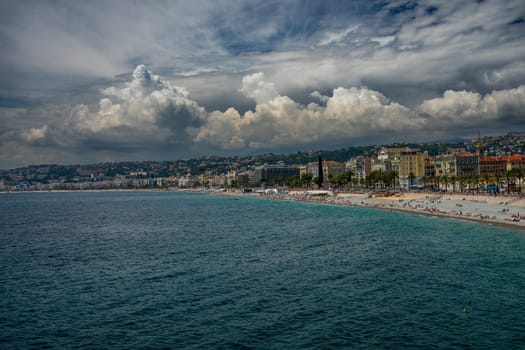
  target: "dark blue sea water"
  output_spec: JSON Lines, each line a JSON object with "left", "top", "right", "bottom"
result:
{"left": 1, "top": 192, "right": 524, "bottom": 349}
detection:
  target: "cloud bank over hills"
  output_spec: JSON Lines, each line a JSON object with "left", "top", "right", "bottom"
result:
{"left": 4, "top": 65, "right": 523, "bottom": 168}
{"left": 1, "top": 0, "right": 524, "bottom": 168}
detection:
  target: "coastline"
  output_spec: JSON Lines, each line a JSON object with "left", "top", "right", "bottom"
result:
{"left": 214, "top": 190, "right": 525, "bottom": 231}
{"left": 3, "top": 188, "right": 524, "bottom": 231}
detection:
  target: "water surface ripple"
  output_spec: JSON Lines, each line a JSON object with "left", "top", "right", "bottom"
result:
{"left": 1, "top": 192, "right": 524, "bottom": 349}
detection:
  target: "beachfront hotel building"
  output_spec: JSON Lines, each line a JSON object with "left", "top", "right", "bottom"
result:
{"left": 455, "top": 152, "right": 480, "bottom": 177}
{"left": 480, "top": 156, "right": 508, "bottom": 177}
{"left": 236, "top": 172, "right": 252, "bottom": 186}
{"left": 306, "top": 160, "right": 345, "bottom": 179}
{"left": 374, "top": 147, "right": 403, "bottom": 174}
{"left": 251, "top": 164, "right": 300, "bottom": 183}
{"left": 178, "top": 174, "right": 196, "bottom": 187}
{"left": 399, "top": 149, "right": 429, "bottom": 189}
{"left": 505, "top": 155, "right": 525, "bottom": 171}
{"left": 377, "top": 147, "right": 411, "bottom": 160}
{"left": 226, "top": 171, "right": 237, "bottom": 186}
{"left": 299, "top": 165, "right": 307, "bottom": 177}
{"left": 345, "top": 156, "right": 370, "bottom": 183}
{"left": 434, "top": 153, "right": 456, "bottom": 177}
{"left": 371, "top": 158, "right": 392, "bottom": 173}
{"left": 479, "top": 155, "right": 525, "bottom": 176}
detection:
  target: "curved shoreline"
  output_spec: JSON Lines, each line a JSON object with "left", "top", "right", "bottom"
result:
{"left": 215, "top": 190, "right": 525, "bottom": 232}
{"left": 4, "top": 188, "right": 524, "bottom": 231}
{"left": 333, "top": 199, "right": 525, "bottom": 231}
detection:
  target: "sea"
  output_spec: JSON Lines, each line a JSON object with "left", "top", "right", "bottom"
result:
{"left": 1, "top": 191, "right": 524, "bottom": 349}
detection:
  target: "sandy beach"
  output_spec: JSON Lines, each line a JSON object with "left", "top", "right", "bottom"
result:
{"left": 331, "top": 192, "right": 525, "bottom": 230}
{"left": 219, "top": 190, "right": 525, "bottom": 231}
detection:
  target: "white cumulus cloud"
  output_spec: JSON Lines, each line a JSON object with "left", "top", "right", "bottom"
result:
{"left": 239, "top": 72, "right": 279, "bottom": 104}
{"left": 197, "top": 84, "right": 422, "bottom": 150}
{"left": 23, "top": 125, "right": 48, "bottom": 142}
{"left": 6, "top": 66, "right": 525, "bottom": 168}
{"left": 30, "top": 65, "right": 207, "bottom": 148}
{"left": 419, "top": 85, "right": 525, "bottom": 127}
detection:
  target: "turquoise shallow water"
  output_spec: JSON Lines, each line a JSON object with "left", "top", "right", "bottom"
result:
{"left": 1, "top": 191, "right": 524, "bottom": 349}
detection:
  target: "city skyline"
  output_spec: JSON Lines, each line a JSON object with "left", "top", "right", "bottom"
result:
{"left": 1, "top": 0, "right": 525, "bottom": 168}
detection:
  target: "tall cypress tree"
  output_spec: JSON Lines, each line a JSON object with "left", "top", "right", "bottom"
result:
{"left": 317, "top": 156, "right": 324, "bottom": 189}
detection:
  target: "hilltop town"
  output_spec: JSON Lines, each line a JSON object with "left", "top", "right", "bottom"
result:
{"left": 1, "top": 133, "right": 524, "bottom": 193}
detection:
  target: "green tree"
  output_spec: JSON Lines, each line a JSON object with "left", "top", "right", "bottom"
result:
{"left": 366, "top": 170, "right": 385, "bottom": 189}
{"left": 432, "top": 175, "right": 440, "bottom": 191}
{"left": 511, "top": 167, "right": 524, "bottom": 193}
{"left": 331, "top": 171, "right": 354, "bottom": 188}
{"left": 450, "top": 175, "right": 457, "bottom": 192}
{"left": 421, "top": 176, "right": 431, "bottom": 189}
{"left": 408, "top": 172, "right": 416, "bottom": 190}
{"left": 440, "top": 175, "right": 449, "bottom": 191}
{"left": 505, "top": 170, "right": 514, "bottom": 193}
{"left": 301, "top": 173, "right": 313, "bottom": 189}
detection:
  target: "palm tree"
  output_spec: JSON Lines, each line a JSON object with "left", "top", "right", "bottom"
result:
{"left": 301, "top": 173, "right": 313, "bottom": 189}
{"left": 450, "top": 175, "right": 457, "bottom": 192}
{"left": 515, "top": 167, "right": 524, "bottom": 193}
{"left": 367, "top": 170, "right": 383, "bottom": 190}
{"left": 472, "top": 175, "right": 479, "bottom": 193}
{"left": 457, "top": 176, "right": 463, "bottom": 192}
{"left": 348, "top": 170, "right": 355, "bottom": 189}
{"left": 467, "top": 176, "right": 475, "bottom": 192}
{"left": 506, "top": 168, "right": 524, "bottom": 194}
{"left": 441, "top": 175, "right": 449, "bottom": 192}
{"left": 409, "top": 172, "right": 416, "bottom": 190}
{"left": 392, "top": 170, "right": 399, "bottom": 190}
{"left": 505, "top": 170, "right": 514, "bottom": 193}
{"left": 386, "top": 171, "right": 398, "bottom": 189}
{"left": 331, "top": 170, "right": 354, "bottom": 189}
{"left": 482, "top": 174, "right": 490, "bottom": 192}
{"left": 494, "top": 172, "right": 503, "bottom": 193}
{"left": 331, "top": 173, "right": 346, "bottom": 188}
{"left": 433, "top": 174, "right": 440, "bottom": 191}
{"left": 311, "top": 176, "right": 319, "bottom": 189}
{"left": 421, "top": 176, "right": 431, "bottom": 190}
{"left": 460, "top": 176, "right": 470, "bottom": 192}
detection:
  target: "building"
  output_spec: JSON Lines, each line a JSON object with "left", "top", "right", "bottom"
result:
{"left": 214, "top": 175, "right": 226, "bottom": 186}
{"left": 251, "top": 164, "right": 300, "bottom": 183}
{"left": 370, "top": 158, "right": 392, "bottom": 173}
{"left": 345, "top": 157, "right": 359, "bottom": 183}
{"left": 225, "top": 171, "right": 237, "bottom": 186}
{"left": 376, "top": 147, "right": 404, "bottom": 177}
{"left": 306, "top": 160, "right": 345, "bottom": 179}
{"left": 434, "top": 154, "right": 456, "bottom": 178}
{"left": 480, "top": 156, "right": 507, "bottom": 177}
{"left": 236, "top": 172, "right": 252, "bottom": 186}
{"left": 178, "top": 174, "right": 196, "bottom": 187}
{"left": 455, "top": 153, "right": 480, "bottom": 177}
{"left": 345, "top": 156, "right": 370, "bottom": 183}
{"left": 506, "top": 155, "right": 525, "bottom": 171}
{"left": 198, "top": 173, "right": 218, "bottom": 187}
{"left": 399, "top": 149, "right": 429, "bottom": 189}
{"left": 378, "top": 147, "right": 411, "bottom": 160}
{"left": 299, "top": 165, "right": 307, "bottom": 177}
{"left": 377, "top": 148, "right": 388, "bottom": 161}
{"left": 390, "top": 157, "right": 401, "bottom": 176}
{"left": 425, "top": 157, "right": 435, "bottom": 178}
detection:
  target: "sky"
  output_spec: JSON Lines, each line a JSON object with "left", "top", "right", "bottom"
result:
{"left": 1, "top": 0, "right": 525, "bottom": 169}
